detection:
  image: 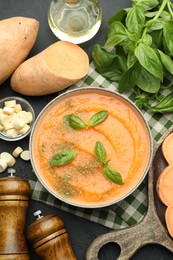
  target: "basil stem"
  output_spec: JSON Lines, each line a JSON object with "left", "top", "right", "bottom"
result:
{"left": 64, "top": 114, "right": 88, "bottom": 130}
{"left": 50, "top": 150, "right": 77, "bottom": 167}
{"left": 89, "top": 110, "right": 108, "bottom": 126}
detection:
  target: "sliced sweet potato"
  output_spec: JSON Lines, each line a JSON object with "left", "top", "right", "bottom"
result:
{"left": 162, "top": 132, "right": 173, "bottom": 165}
{"left": 156, "top": 164, "right": 173, "bottom": 206}
{"left": 11, "top": 41, "right": 89, "bottom": 96}
{"left": 165, "top": 201, "right": 173, "bottom": 238}
{"left": 0, "top": 16, "right": 39, "bottom": 84}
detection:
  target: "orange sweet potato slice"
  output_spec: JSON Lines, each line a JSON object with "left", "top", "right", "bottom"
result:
{"left": 156, "top": 164, "right": 173, "bottom": 206}
{"left": 165, "top": 201, "right": 173, "bottom": 238}
{"left": 162, "top": 132, "right": 173, "bottom": 165}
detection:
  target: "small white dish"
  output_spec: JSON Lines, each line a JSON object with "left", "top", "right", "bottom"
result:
{"left": 0, "top": 96, "right": 35, "bottom": 141}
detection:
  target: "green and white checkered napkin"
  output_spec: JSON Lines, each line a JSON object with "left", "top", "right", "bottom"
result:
{"left": 29, "top": 62, "right": 173, "bottom": 230}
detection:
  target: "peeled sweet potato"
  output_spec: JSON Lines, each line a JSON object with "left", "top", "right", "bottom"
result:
{"left": 0, "top": 16, "right": 39, "bottom": 85}
{"left": 11, "top": 41, "right": 89, "bottom": 96}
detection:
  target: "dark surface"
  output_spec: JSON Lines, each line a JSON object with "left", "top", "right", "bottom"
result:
{"left": 0, "top": 1, "right": 173, "bottom": 259}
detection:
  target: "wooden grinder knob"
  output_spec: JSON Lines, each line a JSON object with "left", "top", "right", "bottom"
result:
{"left": 0, "top": 168, "right": 30, "bottom": 260}
{"left": 26, "top": 211, "right": 76, "bottom": 260}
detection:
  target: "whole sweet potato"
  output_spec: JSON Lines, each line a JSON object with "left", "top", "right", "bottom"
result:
{"left": 11, "top": 41, "right": 89, "bottom": 96}
{"left": 0, "top": 16, "right": 39, "bottom": 84}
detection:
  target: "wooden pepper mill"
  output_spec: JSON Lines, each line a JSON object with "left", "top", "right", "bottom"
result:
{"left": 0, "top": 168, "right": 30, "bottom": 260}
{"left": 26, "top": 210, "right": 77, "bottom": 260}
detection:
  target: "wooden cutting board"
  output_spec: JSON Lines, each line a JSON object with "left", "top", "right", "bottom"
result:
{"left": 86, "top": 127, "right": 173, "bottom": 260}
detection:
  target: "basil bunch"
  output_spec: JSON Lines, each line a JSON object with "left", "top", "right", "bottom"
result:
{"left": 92, "top": 0, "right": 173, "bottom": 112}
{"left": 94, "top": 141, "right": 123, "bottom": 185}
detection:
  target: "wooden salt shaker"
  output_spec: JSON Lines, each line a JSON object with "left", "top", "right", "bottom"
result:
{"left": 0, "top": 168, "right": 30, "bottom": 260}
{"left": 26, "top": 210, "right": 76, "bottom": 259}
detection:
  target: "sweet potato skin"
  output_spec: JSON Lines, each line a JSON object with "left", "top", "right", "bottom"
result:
{"left": 0, "top": 16, "right": 39, "bottom": 85}
{"left": 10, "top": 41, "right": 89, "bottom": 96}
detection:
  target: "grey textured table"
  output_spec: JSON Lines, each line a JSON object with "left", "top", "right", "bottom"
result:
{"left": 0, "top": 1, "right": 173, "bottom": 259}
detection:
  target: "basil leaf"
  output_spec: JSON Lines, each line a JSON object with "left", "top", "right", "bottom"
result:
{"left": 163, "top": 21, "right": 173, "bottom": 55}
{"left": 89, "top": 110, "right": 108, "bottom": 127}
{"left": 92, "top": 44, "right": 116, "bottom": 68}
{"left": 141, "top": 34, "right": 152, "bottom": 46}
{"left": 50, "top": 150, "right": 76, "bottom": 167}
{"left": 145, "top": 11, "right": 158, "bottom": 18}
{"left": 147, "top": 19, "right": 163, "bottom": 31}
{"left": 64, "top": 114, "right": 87, "bottom": 130}
{"left": 122, "top": 35, "right": 138, "bottom": 53}
{"left": 132, "top": 0, "right": 159, "bottom": 11}
{"left": 99, "top": 68, "right": 122, "bottom": 82}
{"left": 91, "top": 44, "right": 123, "bottom": 81}
{"left": 158, "top": 50, "right": 173, "bottom": 75}
{"left": 118, "top": 61, "right": 141, "bottom": 92}
{"left": 115, "top": 45, "right": 128, "bottom": 72}
{"left": 107, "top": 9, "right": 127, "bottom": 25}
{"left": 135, "top": 43, "right": 163, "bottom": 81}
{"left": 146, "top": 93, "right": 173, "bottom": 113}
{"left": 103, "top": 167, "right": 123, "bottom": 185}
{"left": 127, "top": 53, "right": 137, "bottom": 68}
{"left": 150, "top": 93, "right": 173, "bottom": 109}
{"left": 150, "top": 30, "right": 163, "bottom": 49}
{"left": 94, "top": 141, "right": 107, "bottom": 164}
{"left": 136, "top": 67, "right": 161, "bottom": 93}
{"left": 125, "top": 5, "right": 145, "bottom": 34}
{"left": 104, "top": 21, "right": 128, "bottom": 48}
{"left": 160, "top": 11, "right": 171, "bottom": 21}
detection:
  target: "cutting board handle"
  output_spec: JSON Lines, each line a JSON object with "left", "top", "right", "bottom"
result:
{"left": 86, "top": 207, "right": 173, "bottom": 260}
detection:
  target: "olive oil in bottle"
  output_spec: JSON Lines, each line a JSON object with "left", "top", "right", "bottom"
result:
{"left": 48, "top": 0, "right": 102, "bottom": 44}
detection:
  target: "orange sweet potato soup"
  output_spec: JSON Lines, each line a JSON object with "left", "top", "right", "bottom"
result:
{"left": 31, "top": 89, "right": 152, "bottom": 207}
